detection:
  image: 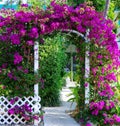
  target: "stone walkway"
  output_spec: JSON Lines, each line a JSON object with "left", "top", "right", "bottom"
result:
{"left": 43, "top": 80, "right": 80, "bottom": 126}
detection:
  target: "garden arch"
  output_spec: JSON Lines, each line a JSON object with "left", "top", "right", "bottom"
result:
{"left": 0, "top": 1, "right": 120, "bottom": 126}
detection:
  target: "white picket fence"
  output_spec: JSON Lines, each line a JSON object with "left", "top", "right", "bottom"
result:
{"left": 0, "top": 96, "right": 41, "bottom": 125}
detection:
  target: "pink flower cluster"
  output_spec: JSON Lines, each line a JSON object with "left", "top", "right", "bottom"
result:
{"left": 90, "top": 100, "right": 115, "bottom": 116}
{"left": 8, "top": 97, "right": 39, "bottom": 121}
{"left": 103, "top": 113, "right": 120, "bottom": 125}
{"left": 98, "top": 83, "right": 114, "bottom": 98}
{"left": 14, "top": 52, "right": 23, "bottom": 65}
{"left": 11, "top": 34, "right": 20, "bottom": 45}
{"left": 86, "top": 123, "right": 92, "bottom": 126}
{"left": 90, "top": 101, "right": 105, "bottom": 115}
{"left": 7, "top": 72, "right": 17, "bottom": 80}
{"left": 17, "top": 66, "right": 28, "bottom": 74}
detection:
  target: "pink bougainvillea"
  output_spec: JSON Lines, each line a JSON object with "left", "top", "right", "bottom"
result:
{"left": 8, "top": 97, "right": 40, "bottom": 121}
{"left": 0, "top": 1, "right": 120, "bottom": 125}
{"left": 14, "top": 52, "right": 23, "bottom": 65}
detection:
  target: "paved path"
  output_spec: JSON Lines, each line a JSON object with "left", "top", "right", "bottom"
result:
{"left": 43, "top": 81, "right": 80, "bottom": 126}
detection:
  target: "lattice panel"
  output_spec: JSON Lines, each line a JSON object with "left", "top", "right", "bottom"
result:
{"left": 0, "top": 96, "right": 41, "bottom": 125}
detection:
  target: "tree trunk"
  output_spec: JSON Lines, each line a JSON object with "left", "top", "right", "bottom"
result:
{"left": 103, "top": 0, "right": 110, "bottom": 19}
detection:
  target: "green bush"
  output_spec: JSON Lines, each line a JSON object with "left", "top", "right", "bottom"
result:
{"left": 39, "top": 33, "right": 67, "bottom": 106}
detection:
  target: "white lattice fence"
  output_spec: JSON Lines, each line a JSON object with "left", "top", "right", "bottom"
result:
{"left": 0, "top": 96, "right": 41, "bottom": 125}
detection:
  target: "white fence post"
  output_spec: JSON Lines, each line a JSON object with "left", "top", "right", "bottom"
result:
{"left": 34, "top": 41, "right": 39, "bottom": 126}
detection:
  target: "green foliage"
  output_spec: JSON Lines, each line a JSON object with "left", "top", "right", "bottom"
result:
{"left": 0, "top": 28, "right": 36, "bottom": 97}
{"left": 87, "top": 0, "right": 105, "bottom": 11}
{"left": 28, "top": 0, "right": 53, "bottom": 9}
{"left": 68, "top": 84, "right": 80, "bottom": 106}
{"left": 39, "top": 33, "right": 67, "bottom": 106}
{"left": 67, "top": 0, "right": 105, "bottom": 11}
{"left": 0, "top": 69, "right": 35, "bottom": 97}
{"left": 86, "top": 0, "right": 116, "bottom": 20}
{"left": 67, "top": 0, "right": 85, "bottom": 6}
{"left": 113, "top": 0, "right": 120, "bottom": 9}
{"left": 114, "top": 75, "right": 120, "bottom": 116}
{"left": 108, "top": 1, "right": 115, "bottom": 20}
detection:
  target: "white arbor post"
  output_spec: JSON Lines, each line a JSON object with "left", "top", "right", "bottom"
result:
{"left": 63, "top": 29, "right": 90, "bottom": 104}
{"left": 85, "top": 30, "right": 90, "bottom": 104}
{"left": 66, "top": 44, "right": 77, "bottom": 82}
{"left": 70, "top": 52, "right": 73, "bottom": 82}
{"left": 34, "top": 41, "right": 39, "bottom": 126}
{"left": 85, "top": 47, "right": 90, "bottom": 104}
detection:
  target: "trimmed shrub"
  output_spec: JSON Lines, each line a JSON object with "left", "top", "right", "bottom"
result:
{"left": 39, "top": 33, "right": 67, "bottom": 106}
